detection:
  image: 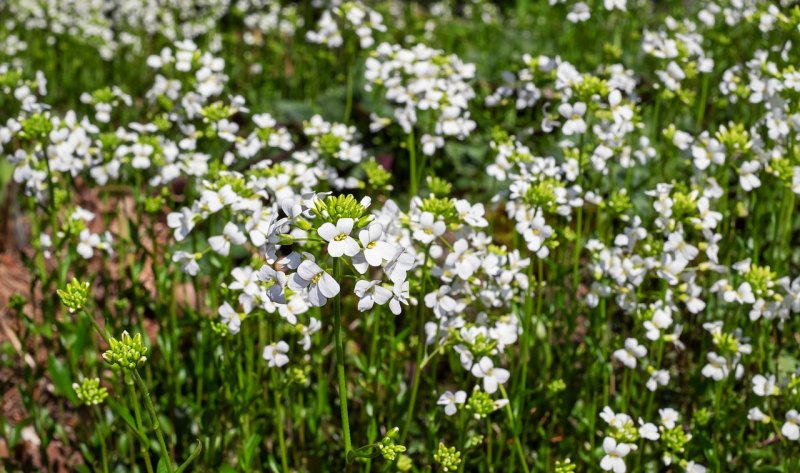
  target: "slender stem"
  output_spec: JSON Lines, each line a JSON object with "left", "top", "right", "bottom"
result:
{"left": 332, "top": 258, "right": 353, "bottom": 459}
{"left": 174, "top": 441, "right": 203, "bottom": 473}
{"left": 93, "top": 407, "right": 109, "bottom": 473}
{"left": 127, "top": 378, "right": 155, "bottom": 473}
{"left": 344, "top": 60, "right": 355, "bottom": 124}
{"left": 400, "top": 244, "right": 431, "bottom": 443}
{"left": 82, "top": 308, "right": 109, "bottom": 345}
{"left": 272, "top": 372, "right": 290, "bottom": 472}
{"left": 408, "top": 130, "right": 417, "bottom": 196}
{"left": 696, "top": 73, "right": 710, "bottom": 129}
{"left": 499, "top": 385, "right": 531, "bottom": 473}
{"left": 133, "top": 370, "right": 174, "bottom": 473}
{"left": 516, "top": 249, "right": 535, "bottom": 425}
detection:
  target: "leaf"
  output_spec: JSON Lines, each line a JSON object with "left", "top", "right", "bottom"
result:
{"left": 219, "top": 466, "right": 237, "bottom": 473}
{"left": 47, "top": 355, "right": 78, "bottom": 404}
{"left": 157, "top": 458, "right": 171, "bottom": 473}
{"left": 243, "top": 433, "right": 261, "bottom": 465}
{"left": 107, "top": 398, "right": 148, "bottom": 444}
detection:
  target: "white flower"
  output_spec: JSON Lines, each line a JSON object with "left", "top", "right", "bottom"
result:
{"left": 603, "top": 0, "right": 626, "bottom": 11}
{"left": 130, "top": 143, "right": 153, "bottom": 169}
{"left": 644, "top": 308, "right": 673, "bottom": 341}
{"left": 646, "top": 369, "right": 670, "bottom": 391}
{"left": 739, "top": 161, "right": 761, "bottom": 191}
{"left": 723, "top": 281, "right": 755, "bottom": 304}
{"left": 522, "top": 211, "right": 553, "bottom": 254}
{"left": 421, "top": 134, "right": 444, "bottom": 156}
{"left": 558, "top": 102, "right": 587, "bottom": 135}
{"left": 167, "top": 207, "right": 196, "bottom": 242}
{"left": 263, "top": 341, "right": 290, "bottom": 368}
{"left": 659, "top": 408, "right": 679, "bottom": 429}
{"left": 748, "top": 407, "right": 770, "bottom": 423}
{"left": 425, "top": 286, "right": 459, "bottom": 319}
{"left": 782, "top": 410, "right": 800, "bottom": 441}
{"left": 663, "top": 232, "right": 699, "bottom": 261}
{"left": 354, "top": 280, "right": 392, "bottom": 312}
{"left": 208, "top": 222, "right": 247, "bottom": 256}
{"left": 567, "top": 2, "right": 590, "bottom": 22}
{"left": 318, "top": 218, "right": 359, "bottom": 257}
{"left": 218, "top": 302, "right": 241, "bottom": 334}
{"left": 359, "top": 223, "right": 394, "bottom": 266}
{"left": 389, "top": 280, "right": 409, "bottom": 315}
{"left": 638, "top": 419, "right": 659, "bottom": 440}
{"left": 437, "top": 390, "right": 466, "bottom": 416}
{"left": 289, "top": 260, "right": 340, "bottom": 307}
{"left": 600, "top": 437, "right": 630, "bottom": 473}
{"left": 229, "top": 266, "right": 259, "bottom": 296}
{"left": 413, "top": 212, "right": 446, "bottom": 244}
{"left": 613, "top": 338, "right": 647, "bottom": 368}
{"left": 172, "top": 251, "right": 200, "bottom": 276}
{"left": 470, "top": 356, "right": 510, "bottom": 394}
{"left": 752, "top": 374, "right": 779, "bottom": 397}
{"left": 701, "top": 352, "right": 729, "bottom": 380}
{"left": 445, "top": 239, "right": 481, "bottom": 280}
{"left": 257, "top": 265, "right": 287, "bottom": 304}
{"left": 685, "top": 462, "right": 707, "bottom": 473}
{"left": 384, "top": 248, "right": 416, "bottom": 284}
{"left": 77, "top": 229, "right": 100, "bottom": 259}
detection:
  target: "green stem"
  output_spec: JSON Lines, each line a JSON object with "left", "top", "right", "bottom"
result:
{"left": 408, "top": 130, "right": 417, "bottom": 196}
{"left": 400, "top": 245, "right": 431, "bottom": 443}
{"left": 126, "top": 378, "right": 155, "bottom": 473}
{"left": 332, "top": 258, "right": 353, "bottom": 459}
{"left": 273, "top": 373, "right": 290, "bottom": 472}
{"left": 93, "top": 407, "right": 109, "bottom": 473}
{"left": 174, "top": 441, "right": 202, "bottom": 473}
{"left": 499, "top": 385, "right": 531, "bottom": 473}
{"left": 696, "top": 73, "right": 710, "bottom": 129}
{"left": 133, "top": 371, "right": 174, "bottom": 473}
{"left": 344, "top": 60, "right": 355, "bottom": 123}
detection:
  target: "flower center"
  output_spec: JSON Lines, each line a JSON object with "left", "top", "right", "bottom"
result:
{"left": 367, "top": 241, "right": 377, "bottom": 249}
{"left": 334, "top": 233, "right": 347, "bottom": 241}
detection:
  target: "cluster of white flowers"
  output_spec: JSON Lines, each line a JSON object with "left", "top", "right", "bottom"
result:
{"left": 599, "top": 406, "right": 706, "bottom": 473}
{"left": 641, "top": 17, "right": 714, "bottom": 98}
{"left": 2, "top": 0, "right": 229, "bottom": 59}
{"left": 306, "top": 1, "right": 386, "bottom": 49}
{"left": 365, "top": 43, "right": 477, "bottom": 154}
{"left": 237, "top": 0, "right": 301, "bottom": 46}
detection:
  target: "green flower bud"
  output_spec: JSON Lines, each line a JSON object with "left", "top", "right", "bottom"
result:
{"left": 375, "top": 427, "right": 406, "bottom": 462}
{"left": 19, "top": 113, "right": 53, "bottom": 141}
{"left": 57, "top": 278, "right": 90, "bottom": 313}
{"left": 433, "top": 442, "right": 461, "bottom": 472}
{"left": 466, "top": 390, "right": 499, "bottom": 419}
{"left": 73, "top": 378, "right": 108, "bottom": 406}
{"left": 103, "top": 331, "right": 148, "bottom": 370}
{"left": 314, "top": 194, "right": 367, "bottom": 222}
{"left": 464, "top": 434, "right": 484, "bottom": 450}
{"left": 144, "top": 195, "right": 165, "bottom": 214}
{"left": 363, "top": 158, "right": 392, "bottom": 191}
{"left": 555, "top": 458, "right": 577, "bottom": 473}
{"left": 427, "top": 176, "right": 453, "bottom": 197}
{"left": 396, "top": 454, "right": 413, "bottom": 471}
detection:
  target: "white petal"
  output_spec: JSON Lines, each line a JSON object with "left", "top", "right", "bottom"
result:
{"left": 318, "top": 222, "right": 338, "bottom": 242}
{"left": 318, "top": 273, "right": 341, "bottom": 298}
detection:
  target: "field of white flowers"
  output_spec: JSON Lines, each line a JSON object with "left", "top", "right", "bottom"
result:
{"left": 0, "top": 0, "right": 799, "bottom": 471}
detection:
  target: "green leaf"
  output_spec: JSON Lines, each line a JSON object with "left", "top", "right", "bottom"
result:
{"left": 157, "top": 457, "right": 170, "bottom": 473}
{"left": 107, "top": 398, "right": 149, "bottom": 444}
{"left": 47, "top": 355, "right": 78, "bottom": 403}
{"left": 241, "top": 433, "right": 261, "bottom": 467}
